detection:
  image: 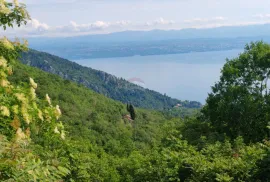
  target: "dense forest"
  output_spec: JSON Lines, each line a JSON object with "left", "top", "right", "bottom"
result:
{"left": 1, "top": 1, "right": 270, "bottom": 182}
{"left": 19, "top": 49, "right": 201, "bottom": 110}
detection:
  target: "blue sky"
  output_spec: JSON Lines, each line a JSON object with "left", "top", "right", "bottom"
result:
{"left": 3, "top": 0, "right": 270, "bottom": 37}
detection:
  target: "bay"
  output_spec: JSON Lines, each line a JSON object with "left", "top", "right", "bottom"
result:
{"left": 74, "top": 49, "right": 242, "bottom": 103}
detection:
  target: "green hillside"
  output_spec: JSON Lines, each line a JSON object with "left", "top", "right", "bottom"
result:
{"left": 20, "top": 49, "right": 201, "bottom": 110}
{"left": 2, "top": 42, "right": 269, "bottom": 182}
{"left": 1, "top": 2, "right": 270, "bottom": 181}
{"left": 9, "top": 61, "right": 170, "bottom": 150}
{"left": 4, "top": 58, "right": 270, "bottom": 182}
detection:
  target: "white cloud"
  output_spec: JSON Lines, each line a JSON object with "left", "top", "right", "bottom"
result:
{"left": 92, "top": 21, "right": 110, "bottom": 29}
{"left": 62, "top": 20, "right": 131, "bottom": 33}
{"left": 115, "top": 21, "right": 131, "bottom": 26}
{"left": 184, "top": 17, "right": 227, "bottom": 24}
{"left": 0, "top": 19, "right": 50, "bottom": 36}
{"left": 28, "top": 19, "right": 50, "bottom": 31}
{"left": 1, "top": 17, "right": 177, "bottom": 37}
{"left": 253, "top": 14, "right": 270, "bottom": 19}
{"left": 145, "top": 17, "right": 175, "bottom": 26}
{"left": 68, "top": 21, "right": 110, "bottom": 32}
{"left": 181, "top": 16, "right": 231, "bottom": 29}
{"left": 20, "top": 0, "right": 78, "bottom": 5}
{"left": 2, "top": 15, "right": 270, "bottom": 37}
{"left": 0, "top": 18, "right": 133, "bottom": 37}
{"left": 154, "top": 18, "right": 175, "bottom": 25}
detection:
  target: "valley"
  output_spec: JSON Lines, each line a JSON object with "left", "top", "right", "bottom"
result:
{"left": 1, "top": 1, "right": 270, "bottom": 181}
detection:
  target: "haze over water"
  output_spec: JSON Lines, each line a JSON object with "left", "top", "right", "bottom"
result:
{"left": 74, "top": 49, "right": 242, "bottom": 103}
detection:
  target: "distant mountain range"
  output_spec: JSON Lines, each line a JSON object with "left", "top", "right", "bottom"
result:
{"left": 26, "top": 24, "right": 270, "bottom": 60}
{"left": 20, "top": 49, "right": 201, "bottom": 110}
{"left": 28, "top": 23, "right": 270, "bottom": 43}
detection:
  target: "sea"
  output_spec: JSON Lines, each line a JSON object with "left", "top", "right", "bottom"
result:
{"left": 74, "top": 49, "right": 242, "bottom": 103}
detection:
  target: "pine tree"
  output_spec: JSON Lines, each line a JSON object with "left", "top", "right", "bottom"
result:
{"left": 129, "top": 104, "right": 136, "bottom": 120}
{"left": 126, "top": 104, "right": 136, "bottom": 120}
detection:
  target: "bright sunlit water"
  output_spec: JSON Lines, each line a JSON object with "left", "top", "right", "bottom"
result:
{"left": 74, "top": 49, "right": 242, "bottom": 103}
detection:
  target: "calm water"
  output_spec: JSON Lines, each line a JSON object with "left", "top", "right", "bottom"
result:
{"left": 74, "top": 49, "right": 242, "bottom": 103}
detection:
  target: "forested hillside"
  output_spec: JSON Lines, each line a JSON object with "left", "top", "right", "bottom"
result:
{"left": 19, "top": 49, "right": 201, "bottom": 110}
{"left": 6, "top": 44, "right": 270, "bottom": 182}
{"left": 3, "top": 47, "right": 270, "bottom": 181}
{"left": 1, "top": 1, "right": 270, "bottom": 181}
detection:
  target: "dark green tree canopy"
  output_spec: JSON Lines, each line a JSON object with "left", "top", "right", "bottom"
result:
{"left": 127, "top": 104, "right": 136, "bottom": 120}
{"left": 202, "top": 41, "right": 270, "bottom": 142}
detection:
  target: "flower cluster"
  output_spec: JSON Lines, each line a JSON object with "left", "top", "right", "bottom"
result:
{"left": 0, "top": 106, "right": 10, "bottom": 116}
{"left": 0, "top": 0, "right": 30, "bottom": 30}
{"left": 1, "top": 37, "right": 14, "bottom": 50}
{"left": 0, "top": 0, "right": 11, "bottom": 14}
{"left": 0, "top": 38, "right": 66, "bottom": 143}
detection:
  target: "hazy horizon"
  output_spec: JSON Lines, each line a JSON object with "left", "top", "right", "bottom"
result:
{"left": 2, "top": 0, "right": 270, "bottom": 37}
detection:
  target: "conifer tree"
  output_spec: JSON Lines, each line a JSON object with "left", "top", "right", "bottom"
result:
{"left": 129, "top": 104, "right": 136, "bottom": 120}
{"left": 126, "top": 103, "right": 136, "bottom": 120}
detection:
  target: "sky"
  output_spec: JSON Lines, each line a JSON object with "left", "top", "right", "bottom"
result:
{"left": 2, "top": 0, "right": 270, "bottom": 37}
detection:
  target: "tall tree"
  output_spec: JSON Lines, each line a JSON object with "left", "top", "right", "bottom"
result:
{"left": 126, "top": 104, "right": 136, "bottom": 120}
{"left": 202, "top": 41, "right": 270, "bottom": 142}
{"left": 129, "top": 104, "right": 136, "bottom": 120}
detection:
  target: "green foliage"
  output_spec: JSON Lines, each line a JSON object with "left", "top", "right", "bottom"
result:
{"left": 0, "top": 135, "right": 69, "bottom": 182}
{"left": 127, "top": 104, "right": 136, "bottom": 120}
{"left": 0, "top": 0, "right": 30, "bottom": 30}
{"left": 202, "top": 41, "right": 270, "bottom": 142}
{"left": 10, "top": 42, "right": 270, "bottom": 182}
{"left": 9, "top": 60, "right": 172, "bottom": 180}
{"left": 0, "top": 38, "right": 69, "bottom": 181}
{"left": 113, "top": 132, "right": 268, "bottom": 182}
{"left": 0, "top": 6, "right": 69, "bottom": 180}
{"left": 1, "top": 2, "right": 270, "bottom": 180}
{"left": 163, "top": 106, "right": 200, "bottom": 119}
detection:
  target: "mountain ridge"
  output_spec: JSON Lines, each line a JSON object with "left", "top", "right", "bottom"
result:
{"left": 26, "top": 25, "right": 270, "bottom": 60}
{"left": 19, "top": 49, "right": 201, "bottom": 110}
{"left": 26, "top": 23, "right": 270, "bottom": 41}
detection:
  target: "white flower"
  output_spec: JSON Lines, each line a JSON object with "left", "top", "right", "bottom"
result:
{"left": 44, "top": 109, "right": 52, "bottom": 122}
{"left": 30, "top": 87, "right": 36, "bottom": 100}
{"left": 23, "top": 113, "right": 31, "bottom": 124}
{"left": 0, "top": 106, "right": 10, "bottom": 116}
{"left": 21, "top": 106, "right": 31, "bottom": 124}
{"left": 0, "top": 57, "right": 7, "bottom": 68}
{"left": 60, "top": 130, "right": 65, "bottom": 140}
{"left": 0, "top": 79, "right": 9, "bottom": 87}
{"left": 15, "top": 93, "right": 27, "bottom": 103}
{"left": 54, "top": 126, "right": 60, "bottom": 134}
{"left": 13, "top": 0, "right": 19, "bottom": 6}
{"left": 1, "top": 37, "right": 14, "bottom": 50}
{"left": 16, "top": 128, "right": 26, "bottom": 141}
{"left": 29, "top": 78, "right": 37, "bottom": 89}
{"left": 12, "top": 105, "right": 19, "bottom": 114}
{"left": 38, "top": 109, "right": 44, "bottom": 121}
{"left": 55, "top": 105, "right": 61, "bottom": 119}
{"left": 0, "top": 3, "right": 10, "bottom": 14}
{"left": 45, "top": 94, "right": 51, "bottom": 105}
